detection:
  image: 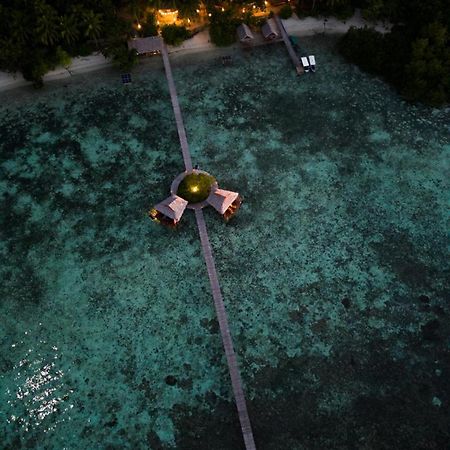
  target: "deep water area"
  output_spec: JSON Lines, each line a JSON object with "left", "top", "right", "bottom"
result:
{"left": 1, "top": 36, "right": 449, "bottom": 450}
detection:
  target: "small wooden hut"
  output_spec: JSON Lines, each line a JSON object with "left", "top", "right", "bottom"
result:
{"left": 207, "top": 189, "right": 242, "bottom": 221}
{"left": 237, "top": 24, "right": 254, "bottom": 43}
{"left": 128, "top": 36, "right": 163, "bottom": 56}
{"left": 150, "top": 194, "right": 188, "bottom": 226}
{"left": 262, "top": 18, "right": 279, "bottom": 40}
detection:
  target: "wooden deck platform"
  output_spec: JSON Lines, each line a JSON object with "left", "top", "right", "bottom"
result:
{"left": 274, "top": 15, "right": 304, "bottom": 75}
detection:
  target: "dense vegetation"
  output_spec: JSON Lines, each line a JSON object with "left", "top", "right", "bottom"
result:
{"left": 297, "top": 0, "right": 353, "bottom": 20}
{"left": 0, "top": 0, "right": 193, "bottom": 84}
{"left": 0, "top": 0, "right": 130, "bottom": 85}
{"left": 161, "top": 24, "right": 189, "bottom": 46}
{"left": 1, "top": 0, "right": 449, "bottom": 105}
{"left": 279, "top": 5, "right": 293, "bottom": 20}
{"left": 209, "top": 9, "right": 240, "bottom": 47}
{"left": 298, "top": 0, "right": 450, "bottom": 106}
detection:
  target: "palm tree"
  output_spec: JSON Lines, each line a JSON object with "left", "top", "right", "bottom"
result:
{"left": 34, "top": 1, "right": 59, "bottom": 46}
{"left": 10, "top": 9, "right": 30, "bottom": 45}
{"left": 59, "top": 14, "right": 79, "bottom": 45}
{"left": 83, "top": 10, "right": 103, "bottom": 45}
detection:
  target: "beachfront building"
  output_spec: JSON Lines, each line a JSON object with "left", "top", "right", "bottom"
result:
{"left": 237, "top": 24, "right": 254, "bottom": 43}
{"left": 207, "top": 188, "right": 242, "bottom": 221}
{"left": 262, "top": 18, "right": 279, "bottom": 40}
{"left": 150, "top": 194, "right": 188, "bottom": 226}
{"left": 158, "top": 9, "right": 179, "bottom": 26}
{"left": 128, "top": 36, "right": 162, "bottom": 55}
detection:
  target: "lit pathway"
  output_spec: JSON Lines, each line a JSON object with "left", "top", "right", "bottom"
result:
{"left": 274, "top": 15, "right": 304, "bottom": 74}
{"left": 160, "top": 42, "right": 257, "bottom": 450}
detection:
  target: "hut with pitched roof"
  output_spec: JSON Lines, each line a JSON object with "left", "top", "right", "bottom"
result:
{"left": 237, "top": 24, "right": 254, "bottom": 43}
{"left": 150, "top": 194, "right": 188, "bottom": 226}
{"left": 262, "top": 18, "right": 279, "bottom": 40}
{"left": 207, "top": 188, "right": 242, "bottom": 221}
{"left": 128, "top": 36, "right": 163, "bottom": 55}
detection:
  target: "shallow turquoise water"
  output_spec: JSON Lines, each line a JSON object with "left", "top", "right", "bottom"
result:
{"left": 1, "top": 37, "right": 449, "bottom": 449}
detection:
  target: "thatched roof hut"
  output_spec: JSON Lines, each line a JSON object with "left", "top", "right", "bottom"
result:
{"left": 262, "top": 18, "right": 279, "bottom": 40}
{"left": 237, "top": 24, "right": 254, "bottom": 43}
{"left": 154, "top": 195, "right": 188, "bottom": 222}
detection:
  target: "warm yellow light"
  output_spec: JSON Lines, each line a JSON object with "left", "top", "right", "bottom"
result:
{"left": 188, "top": 18, "right": 191, "bottom": 23}
{"left": 242, "top": 8, "right": 245, "bottom": 13}
{"left": 221, "top": 7, "right": 225, "bottom": 11}
{"left": 208, "top": 12, "right": 212, "bottom": 16}
{"left": 253, "top": 4, "right": 256, "bottom": 8}
{"left": 191, "top": 186, "right": 199, "bottom": 192}
{"left": 264, "top": 1, "right": 268, "bottom": 4}
{"left": 196, "top": 9, "right": 200, "bottom": 12}
{"left": 159, "top": 9, "right": 178, "bottom": 15}
{"left": 137, "top": 23, "right": 142, "bottom": 29}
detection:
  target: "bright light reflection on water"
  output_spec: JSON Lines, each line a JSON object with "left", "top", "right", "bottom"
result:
{"left": 5, "top": 334, "right": 73, "bottom": 434}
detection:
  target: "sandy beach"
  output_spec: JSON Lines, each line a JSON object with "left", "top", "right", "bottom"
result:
{"left": 0, "top": 10, "right": 390, "bottom": 92}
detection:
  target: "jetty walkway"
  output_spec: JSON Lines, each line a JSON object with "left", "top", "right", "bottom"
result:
{"left": 160, "top": 40, "right": 257, "bottom": 450}
{"left": 161, "top": 42, "right": 193, "bottom": 171}
{"left": 274, "top": 15, "right": 304, "bottom": 75}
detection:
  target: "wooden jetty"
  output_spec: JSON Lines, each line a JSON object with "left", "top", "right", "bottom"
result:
{"left": 274, "top": 15, "right": 304, "bottom": 75}
{"left": 161, "top": 42, "right": 193, "bottom": 171}
{"left": 195, "top": 209, "right": 257, "bottom": 450}
{"left": 159, "top": 41, "right": 257, "bottom": 450}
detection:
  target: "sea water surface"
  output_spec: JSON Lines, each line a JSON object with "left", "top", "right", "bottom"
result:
{"left": 1, "top": 37, "right": 449, "bottom": 449}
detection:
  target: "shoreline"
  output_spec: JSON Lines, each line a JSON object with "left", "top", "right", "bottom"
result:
{"left": 0, "top": 10, "right": 390, "bottom": 94}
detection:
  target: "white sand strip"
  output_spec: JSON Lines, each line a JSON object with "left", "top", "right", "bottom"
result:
{"left": 167, "top": 30, "right": 215, "bottom": 54}
{"left": 283, "top": 9, "right": 391, "bottom": 37}
{"left": 0, "top": 52, "right": 111, "bottom": 92}
{"left": 0, "top": 10, "right": 390, "bottom": 92}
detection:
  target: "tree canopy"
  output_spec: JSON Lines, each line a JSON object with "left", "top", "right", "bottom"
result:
{"left": 335, "top": 0, "right": 450, "bottom": 105}
{"left": 209, "top": 9, "right": 240, "bottom": 47}
{"left": 0, "top": 0, "right": 128, "bottom": 85}
{"left": 161, "top": 24, "right": 189, "bottom": 46}
{"left": 1, "top": 0, "right": 449, "bottom": 104}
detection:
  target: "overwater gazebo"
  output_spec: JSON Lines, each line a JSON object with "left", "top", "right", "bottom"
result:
{"left": 150, "top": 194, "right": 188, "bottom": 226}
{"left": 207, "top": 188, "right": 242, "bottom": 221}
{"left": 151, "top": 170, "right": 242, "bottom": 226}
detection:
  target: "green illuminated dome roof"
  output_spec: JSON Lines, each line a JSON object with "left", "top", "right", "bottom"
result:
{"left": 177, "top": 172, "right": 216, "bottom": 204}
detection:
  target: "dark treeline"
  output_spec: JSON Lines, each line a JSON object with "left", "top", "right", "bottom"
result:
{"left": 0, "top": 0, "right": 132, "bottom": 85}
{"left": 1, "top": 0, "right": 449, "bottom": 105}
{"left": 0, "top": 0, "right": 197, "bottom": 84}
{"left": 329, "top": 0, "right": 450, "bottom": 106}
